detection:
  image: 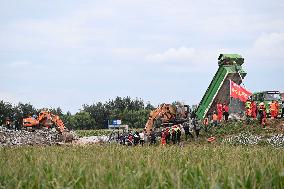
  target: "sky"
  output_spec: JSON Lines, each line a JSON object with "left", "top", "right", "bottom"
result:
{"left": 0, "top": 0, "right": 284, "bottom": 113}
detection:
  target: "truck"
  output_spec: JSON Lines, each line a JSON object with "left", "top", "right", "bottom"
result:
{"left": 250, "top": 91, "right": 283, "bottom": 117}
{"left": 196, "top": 54, "right": 247, "bottom": 119}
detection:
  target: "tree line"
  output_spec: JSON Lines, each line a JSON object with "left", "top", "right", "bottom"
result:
{"left": 0, "top": 97, "right": 154, "bottom": 130}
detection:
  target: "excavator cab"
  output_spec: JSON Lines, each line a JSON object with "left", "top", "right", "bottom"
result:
{"left": 23, "top": 116, "right": 39, "bottom": 127}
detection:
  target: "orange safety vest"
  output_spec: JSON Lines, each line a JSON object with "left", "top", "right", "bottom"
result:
{"left": 203, "top": 118, "right": 209, "bottom": 125}
{"left": 270, "top": 102, "right": 276, "bottom": 111}
{"left": 213, "top": 114, "right": 218, "bottom": 121}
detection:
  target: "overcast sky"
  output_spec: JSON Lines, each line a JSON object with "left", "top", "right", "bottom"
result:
{"left": 0, "top": 0, "right": 284, "bottom": 113}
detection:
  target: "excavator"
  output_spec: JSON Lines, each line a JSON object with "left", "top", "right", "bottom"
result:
{"left": 144, "top": 103, "right": 190, "bottom": 133}
{"left": 22, "top": 110, "right": 66, "bottom": 134}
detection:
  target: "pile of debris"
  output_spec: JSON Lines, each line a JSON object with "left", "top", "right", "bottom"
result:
{"left": 222, "top": 132, "right": 284, "bottom": 148}
{"left": 0, "top": 127, "right": 64, "bottom": 146}
{"left": 267, "top": 134, "right": 284, "bottom": 148}
{"left": 74, "top": 136, "right": 109, "bottom": 145}
{"left": 222, "top": 132, "right": 262, "bottom": 146}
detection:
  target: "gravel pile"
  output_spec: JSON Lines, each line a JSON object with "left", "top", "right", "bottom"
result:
{"left": 267, "top": 134, "right": 284, "bottom": 148}
{"left": 0, "top": 127, "right": 63, "bottom": 146}
{"left": 222, "top": 132, "right": 262, "bottom": 145}
{"left": 223, "top": 132, "right": 284, "bottom": 148}
{"left": 75, "top": 136, "right": 109, "bottom": 145}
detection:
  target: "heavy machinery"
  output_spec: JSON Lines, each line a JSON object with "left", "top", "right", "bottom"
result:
{"left": 196, "top": 54, "right": 247, "bottom": 119}
{"left": 250, "top": 91, "right": 283, "bottom": 117}
{"left": 23, "top": 110, "right": 66, "bottom": 133}
{"left": 144, "top": 103, "right": 189, "bottom": 133}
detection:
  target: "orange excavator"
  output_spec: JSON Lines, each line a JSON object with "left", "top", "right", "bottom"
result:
{"left": 144, "top": 103, "right": 189, "bottom": 133}
{"left": 23, "top": 110, "right": 66, "bottom": 133}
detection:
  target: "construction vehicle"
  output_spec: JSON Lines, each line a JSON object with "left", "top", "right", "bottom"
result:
{"left": 144, "top": 103, "right": 190, "bottom": 133}
{"left": 196, "top": 54, "right": 247, "bottom": 119}
{"left": 250, "top": 91, "right": 283, "bottom": 117}
{"left": 23, "top": 110, "right": 66, "bottom": 133}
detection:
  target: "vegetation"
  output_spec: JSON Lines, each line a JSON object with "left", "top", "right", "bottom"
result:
{"left": 0, "top": 97, "right": 154, "bottom": 130}
{"left": 0, "top": 145, "right": 283, "bottom": 189}
{"left": 203, "top": 119, "right": 283, "bottom": 138}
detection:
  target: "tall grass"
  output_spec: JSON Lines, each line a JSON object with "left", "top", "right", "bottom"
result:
{"left": 0, "top": 145, "right": 283, "bottom": 189}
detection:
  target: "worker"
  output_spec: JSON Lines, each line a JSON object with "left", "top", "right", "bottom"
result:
{"left": 139, "top": 130, "right": 145, "bottom": 146}
{"left": 149, "top": 129, "right": 156, "bottom": 145}
{"left": 203, "top": 117, "right": 209, "bottom": 132}
{"left": 133, "top": 131, "right": 140, "bottom": 146}
{"left": 258, "top": 102, "right": 266, "bottom": 127}
{"left": 212, "top": 111, "right": 218, "bottom": 127}
{"left": 223, "top": 103, "right": 229, "bottom": 122}
{"left": 161, "top": 129, "right": 166, "bottom": 146}
{"left": 217, "top": 102, "right": 223, "bottom": 122}
{"left": 245, "top": 99, "right": 252, "bottom": 118}
{"left": 270, "top": 101, "right": 277, "bottom": 119}
{"left": 128, "top": 132, "right": 133, "bottom": 146}
{"left": 165, "top": 127, "right": 171, "bottom": 144}
{"left": 176, "top": 125, "right": 182, "bottom": 144}
{"left": 171, "top": 126, "right": 177, "bottom": 144}
{"left": 183, "top": 122, "right": 190, "bottom": 140}
{"left": 251, "top": 101, "right": 257, "bottom": 119}
{"left": 195, "top": 123, "right": 201, "bottom": 138}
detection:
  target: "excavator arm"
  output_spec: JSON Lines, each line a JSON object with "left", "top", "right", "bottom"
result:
{"left": 144, "top": 104, "right": 176, "bottom": 133}
{"left": 144, "top": 104, "right": 190, "bottom": 133}
{"left": 23, "top": 111, "right": 66, "bottom": 133}
{"left": 50, "top": 114, "right": 66, "bottom": 133}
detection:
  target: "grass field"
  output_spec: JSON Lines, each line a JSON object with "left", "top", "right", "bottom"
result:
{"left": 0, "top": 144, "right": 284, "bottom": 189}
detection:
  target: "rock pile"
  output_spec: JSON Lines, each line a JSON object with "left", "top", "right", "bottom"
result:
{"left": 267, "top": 134, "right": 284, "bottom": 148}
{"left": 0, "top": 127, "right": 63, "bottom": 146}
{"left": 222, "top": 132, "right": 261, "bottom": 145}
{"left": 74, "top": 136, "right": 109, "bottom": 145}
{"left": 222, "top": 132, "right": 284, "bottom": 147}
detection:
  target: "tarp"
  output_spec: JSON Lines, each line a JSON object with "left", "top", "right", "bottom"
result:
{"left": 230, "top": 80, "right": 252, "bottom": 102}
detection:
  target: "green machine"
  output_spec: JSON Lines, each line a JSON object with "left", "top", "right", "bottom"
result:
{"left": 196, "top": 54, "right": 247, "bottom": 119}
{"left": 250, "top": 91, "right": 282, "bottom": 117}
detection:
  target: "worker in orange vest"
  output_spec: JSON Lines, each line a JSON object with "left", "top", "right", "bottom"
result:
{"left": 203, "top": 117, "right": 209, "bottom": 132}
{"left": 212, "top": 111, "right": 218, "bottom": 127}
{"left": 270, "top": 100, "right": 277, "bottom": 118}
{"left": 217, "top": 102, "right": 223, "bottom": 122}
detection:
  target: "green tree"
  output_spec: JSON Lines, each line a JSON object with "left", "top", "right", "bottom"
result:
{"left": 13, "top": 102, "right": 37, "bottom": 129}
{"left": 69, "top": 111, "right": 96, "bottom": 130}
{"left": 0, "top": 100, "right": 14, "bottom": 125}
